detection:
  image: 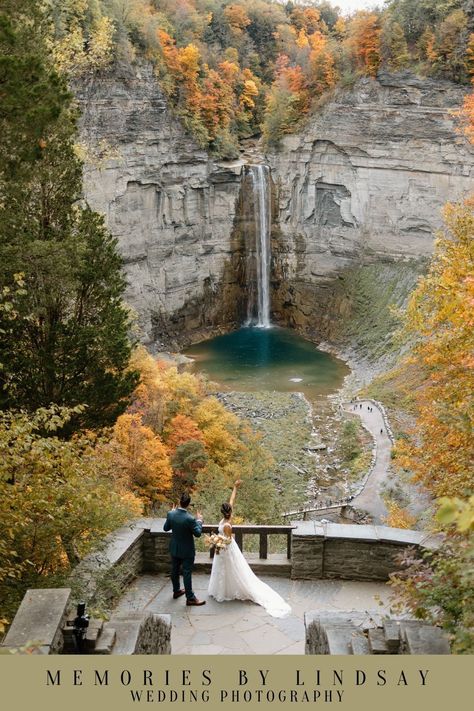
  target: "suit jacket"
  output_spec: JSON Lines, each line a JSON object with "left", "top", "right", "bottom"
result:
{"left": 163, "top": 508, "right": 203, "bottom": 559}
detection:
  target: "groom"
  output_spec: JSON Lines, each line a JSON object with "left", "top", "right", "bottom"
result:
{"left": 163, "top": 492, "right": 206, "bottom": 606}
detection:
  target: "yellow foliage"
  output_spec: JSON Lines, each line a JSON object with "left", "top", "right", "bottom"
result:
{"left": 194, "top": 398, "right": 243, "bottom": 466}
{"left": 398, "top": 197, "right": 474, "bottom": 499}
{"left": 51, "top": 11, "right": 114, "bottom": 77}
{"left": 110, "top": 413, "right": 172, "bottom": 508}
{"left": 383, "top": 500, "right": 416, "bottom": 529}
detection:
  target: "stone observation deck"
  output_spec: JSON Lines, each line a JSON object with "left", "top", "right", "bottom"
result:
{"left": 2, "top": 518, "right": 445, "bottom": 655}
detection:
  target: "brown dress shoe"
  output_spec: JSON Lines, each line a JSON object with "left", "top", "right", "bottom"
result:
{"left": 173, "top": 589, "right": 185, "bottom": 599}
{"left": 186, "top": 597, "right": 206, "bottom": 606}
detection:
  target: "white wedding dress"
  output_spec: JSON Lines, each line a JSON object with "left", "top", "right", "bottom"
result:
{"left": 208, "top": 520, "right": 291, "bottom": 618}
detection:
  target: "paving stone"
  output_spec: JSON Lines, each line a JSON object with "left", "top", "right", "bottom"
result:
{"left": 240, "top": 624, "right": 294, "bottom": 654}
{"left": 112, "top": 573, "right": 396, "bottom": 655}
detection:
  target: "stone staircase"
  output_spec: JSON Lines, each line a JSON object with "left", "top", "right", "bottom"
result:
{"left": 305, "top": 611, "right": 451, "bottom": 655}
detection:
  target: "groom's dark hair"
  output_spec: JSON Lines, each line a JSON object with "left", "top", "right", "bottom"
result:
{"left": 180, "top": 492, "right": 191, "bottom": 508}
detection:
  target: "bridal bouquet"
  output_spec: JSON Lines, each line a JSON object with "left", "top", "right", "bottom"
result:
{"left": 204, "top": 532, "right": 231, "bottom": 555}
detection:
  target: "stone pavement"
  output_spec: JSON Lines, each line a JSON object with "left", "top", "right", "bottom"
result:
{"left": 114, "top": 573, "right": 392, "bottom": 654}
{"left": 343, "top": 400, "right": 392, "bottom": 522}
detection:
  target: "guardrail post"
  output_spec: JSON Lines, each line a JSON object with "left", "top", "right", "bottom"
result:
{"left": 259, "top": 533, "right": 268, "bottom": 559}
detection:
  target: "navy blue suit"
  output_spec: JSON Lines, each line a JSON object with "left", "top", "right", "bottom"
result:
{"left": 164, "top": 508, "right": 203, "bottom": 600}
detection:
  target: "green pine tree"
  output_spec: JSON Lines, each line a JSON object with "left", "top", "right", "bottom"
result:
{"left": 0, "top": 0, "right": 138, "bottom": 431}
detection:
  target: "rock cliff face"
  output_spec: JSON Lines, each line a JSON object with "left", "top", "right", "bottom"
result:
{"left": 78, "top": 66, "right": 473, "bottom": 350}
{"left": 77, "top": 63, "right": 246, "bottom": 348}
{"left": 267, "top": 71, "right": 473, "bottom": 341}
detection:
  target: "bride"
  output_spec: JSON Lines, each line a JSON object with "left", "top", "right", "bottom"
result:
{"left": 208, "top": 480, "right": 291, "bottom": 618}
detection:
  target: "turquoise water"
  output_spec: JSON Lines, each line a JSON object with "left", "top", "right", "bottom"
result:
{"left": 184, "top": 327, "right": 349, "bottom": 398}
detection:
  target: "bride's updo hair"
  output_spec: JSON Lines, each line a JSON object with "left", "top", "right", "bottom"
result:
{"left": 221, "top": 502, "right": 232, "bottom": 520}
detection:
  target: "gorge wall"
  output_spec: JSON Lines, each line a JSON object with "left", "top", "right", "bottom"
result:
{"left": 267, "top": 71, "right": 472, "bottom": 352}
{"left": 77, "top": 63, "right": 247, "bottom": 348}
{"left": 78, "top": 66, "right": 473, "bottom": 352}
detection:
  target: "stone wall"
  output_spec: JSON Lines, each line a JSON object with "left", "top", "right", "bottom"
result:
{"left": 1, "top": 589, "right": 71, "bottom": 654}
{"left": 69, "top": 521, "right": 146, "bottom": 607}
{"left": 291, "top": 521, "right": 442, "bottom": 581}
{"left": 305, "top": 611, "right": 450, "bottom": 655}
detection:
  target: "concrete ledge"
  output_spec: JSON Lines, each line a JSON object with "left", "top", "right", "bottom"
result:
{"left": 69, "top": 523, "right": 145, "bottom": 606}
{"left": 291, "top": 521, "right": 443, "bottom": 581}
{"left": 1, "top": 589, "right": 71, "bottom": 654}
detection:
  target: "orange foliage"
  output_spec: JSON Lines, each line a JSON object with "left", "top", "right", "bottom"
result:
{"left": 111, "top": 413, "right": 172, "bottom": 508}
{"left": 345, "top": 11, "right": 382, "bottom": 77}
{"left": 165, "top": 413, "right": 204, "bottom": 451}
{"left": 396, "top": 197, "right": 474, "bottom": 498}
{"left": 224, "top": 4, "right": 251, "bottom": 34}
{"left": 308, "top": 32, "right": 337, "bottom": 94}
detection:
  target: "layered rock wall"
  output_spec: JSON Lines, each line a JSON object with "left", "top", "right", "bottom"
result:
{"left": 268, "top": 71, "right": 473, "bottom": 340}
{"left": 77, "top": 63, "right": 246, "bottom": 348}
{"left": 78, "top": 67, "right": 473, "bottom": 349}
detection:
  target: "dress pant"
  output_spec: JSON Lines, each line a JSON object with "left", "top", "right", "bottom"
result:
{"left": 171, "top": 555, "right": 195, "bottom": 600}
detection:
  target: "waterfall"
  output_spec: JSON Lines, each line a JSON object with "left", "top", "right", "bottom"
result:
{"left": 246, "top": 164, "right": 272, "bottom": 328}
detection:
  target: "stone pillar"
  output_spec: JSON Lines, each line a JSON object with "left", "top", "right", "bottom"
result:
{"left": 142, "top": 519, "right": 171, "bottom": 573}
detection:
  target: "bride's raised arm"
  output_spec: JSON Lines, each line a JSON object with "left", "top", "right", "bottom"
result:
{"left": 229, "top": 479, "right": 242, "bottom": 508}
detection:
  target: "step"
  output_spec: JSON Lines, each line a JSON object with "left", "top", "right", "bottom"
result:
{"left": 350, "top": 630, "right": 371, "bottom": 655}
{"left": 399, "top": 621, "right": 451, "bottom": 654}
{"left": 383, "top": 619, "right": 401, "bottom": 653}
{"left": 95, "top": 627, "right": 116, "bottom": 654}
{"left": 324, "top": 625, "right": 355, "bottom": 655}
{"left": 368, "top": 627, "right": 390, "bottom": 654}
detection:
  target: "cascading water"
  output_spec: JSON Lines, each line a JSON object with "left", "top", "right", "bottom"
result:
{"left": 245, "top": 164, "right": 272, "bottom": 328}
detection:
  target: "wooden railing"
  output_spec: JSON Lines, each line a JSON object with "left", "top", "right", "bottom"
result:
{"left": 201, "top": 524, "right": 295, "bottom": 559}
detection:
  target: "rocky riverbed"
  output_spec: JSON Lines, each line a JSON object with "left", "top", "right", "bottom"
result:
{"left": 215, "top": 389, "right": 373, "bottom": 517}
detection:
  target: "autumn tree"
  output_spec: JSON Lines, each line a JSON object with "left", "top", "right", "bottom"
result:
{"left": 396, "top": 197, "right": 474, "bottom": 499}
{"left": 109, "top": 413, "right": 172, "bottom": 509}
{"left": 307, "top": 32, "right": 338, "bottom": 95}
{"left": 433, "top": 9, "right": 469, "bottom": 81}
{"left": 345, "top": 11, "right": 382, "bottom": 77}
{"left": 417, "top": 26, "right": 438, "bottom": 64}
{"left": 262, "top": 55, "right": 310, "bottom": 146}
{"left": 390, "top": 497, "right": 474, "bottom": 653}
{"left": 164, "top": 413, "right": 204, "bottom": 451}
{"left": 382, "top": 19, "right": 411, "bottom": 70}
{"left": 171, "top": 439, "right": 209, "bottom": 496}
{"left": 50, "top": 0, "right": 115, "bottom": 77}
{"left": 224, "top": 4, "right": 251, "bottom": 36}
{"left": 0, "top": 406, "right": 141, "bottom": 620}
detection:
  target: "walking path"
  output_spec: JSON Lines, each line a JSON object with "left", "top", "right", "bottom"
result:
{"left": 342, "top": 400, "right": 392, "bottom": 522}
{"left": 284, "top": 399, "right": 394, "bottom": 523}
{"left": 115, "top": 573, "right": 392, "bottom": 654}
